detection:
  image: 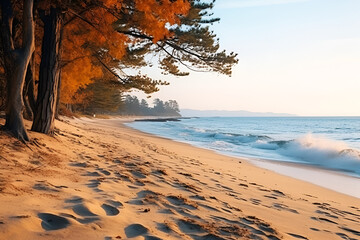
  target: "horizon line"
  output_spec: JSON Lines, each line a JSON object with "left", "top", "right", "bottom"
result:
{"left": 180, "top": 109, "right": 360, "bottom": 117}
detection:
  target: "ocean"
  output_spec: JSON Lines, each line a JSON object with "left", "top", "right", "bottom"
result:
{"left": 127, "top": 117, "right": 360, "bottom": 179}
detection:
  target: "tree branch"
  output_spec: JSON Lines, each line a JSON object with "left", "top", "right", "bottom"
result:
{"left": 156, "top": 42, "right": 208, "bottom": 73}
{"left": 66, "top": 8, "right": 102, "bottom": 33}
{"left": 64, "top": 5, "right": 96, "bottom": 26}
{"left": 22, "top": 0, "right": 35, "bottom": 56}
{"left": 61, "top": 55, "right": 91, "bottom": 68}
{"left": 117, "top": 29, "right": 212, "bottom": 62}
{"left": 93, "top": 54, "right": 127, "bottom": 83}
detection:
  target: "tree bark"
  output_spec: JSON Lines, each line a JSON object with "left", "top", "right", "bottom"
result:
{"left": 54, "top": 72, "right": 62, "bottom": 120}
{"left": 31, "top": 8, "right": 63, "bottom": 134}
{"left": 0, "top": 0, "right": 35, "bottom": 141}
{"left": 23, "top": 55, "right": 36, "bottom": 120}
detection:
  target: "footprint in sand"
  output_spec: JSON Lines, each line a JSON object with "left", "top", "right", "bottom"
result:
{"left": 72, "top": 204, "right": 98, "bottom": 217}
{"left": 65, "top": 196, "right": 83, "bottom": 204}
{"left": 176, "top": 218, "right": 236, "bottom": 240}
{"left": 189, "top": 195, "right": 207, "bottom": 201}
{"left": 239, "top": 183, "right": 249, "bottom": 188}
{"left": 157, "top": 208, "right": 175, "bottom": 215}
{"left": 131, "top": 170, "right": 147, "bottom": 179}
{"left": 272, "top": 189, "right": 286, "bottom": 197}
{"left": 65, "top": 195, "right": 122, "bottom": 218}
{"left": 101, "top": 203, "right": 120, "bottom": 216}
{"left": 340, "top": 227, "right": 360, "bottom": 237}
{"left": 135, "top": 181, "right": 146, "bottom": 186}
{"left": 287, "top": 233, "right": 309, "bottom": 239}
{"left": 250, "top": 198, "right": 262, "bottom": 206}
{"left": 315, "top": 210, "right": 339, "bottom": 219}
{"left": 144, "top": 236, "right": 163, "bottom": 240}
{"left": 166, "top": 195, "right": 198, "bottom": 210}
{"left": 124, "top": 223, "right": 149, "bottom": 238}
{"left": 69, "top": 162, "right": 89, "bottom": 168}
{"left": 63, "top": 197, "right": 99, "bottom": 224}
{"left": 106, "top": 199, "right": 123, "bottom": 208}
{"left": 236, "top": 215, "right": 281, "bottom": 238}
{"left": 264, "top": 195, "right": 278, "bottom": 200}
{"left": 33, "top": 183, "right": 60, "bottom": 192}
{"left": 97, "top": 168, "right": 111, "bottom": 176}
{"left": 84, "top": 171, "right": 102, "bottom": 177}
{"left": 273, "top": 203, "right": 299, "bottom": 214}
{"left": 86, "top": 179, "right": 103, "bottom": 192}
{"left": 38, "top": 213, "right": 70, "bottom": 231}
{"left": 156, "top": 222, "right": 176, "bottom": 234}
{"left": 176, "top": 219, "right": 206, "bottom": 234}
{"left": 33, "top": 181, "right": 67, "bottom": 192}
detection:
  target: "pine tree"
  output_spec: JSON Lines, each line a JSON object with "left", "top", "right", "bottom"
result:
{"left": 1, "top": 0, "right": 238, "bottom": 141}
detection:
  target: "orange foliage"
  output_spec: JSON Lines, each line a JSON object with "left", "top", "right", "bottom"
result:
{"left": 60, "top": 0, "right": 190, "bottom": 105}
{"left": 134, "top": 0, "right": 190, "bottom": 42}
{"left": 60, "top": 3, "right": 126, "bottom": 104}
{"left": 61, "top": 57, "right": 102, "bottom": 104}
{"left": 103, "top": 0, "right": 123, "bottom": 8}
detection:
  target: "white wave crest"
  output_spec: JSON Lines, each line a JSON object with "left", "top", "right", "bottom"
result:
{"left": 278, "top": 133, "right": 360, "bottom": 174}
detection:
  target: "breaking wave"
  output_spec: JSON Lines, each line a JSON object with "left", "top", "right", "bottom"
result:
{"left": 276, "top": 134, "right": 360, "bottom": 174}
{"left": 129, "top": 117, "right": 360, "bottom": 176}
{"left": 183, "top": 128, "right": 360, "bottom": 174}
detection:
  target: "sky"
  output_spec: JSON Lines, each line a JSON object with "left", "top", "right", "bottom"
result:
{"left": 132, "top": 0, "right": 360, "bottom": 116}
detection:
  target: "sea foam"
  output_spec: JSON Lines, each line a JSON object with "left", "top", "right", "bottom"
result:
{"left": 277, "top": 133, "right": 360, "bottom": 174}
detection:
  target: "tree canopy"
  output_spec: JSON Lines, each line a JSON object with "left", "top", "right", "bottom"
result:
{"left": 0, "top": 0, "right": 238, "bottom": 141}
{"left": 58, "top": 0, "right": 191, "bottom": 105}
{"left": 56, "top": 0, "right": 238, "bottom": 108}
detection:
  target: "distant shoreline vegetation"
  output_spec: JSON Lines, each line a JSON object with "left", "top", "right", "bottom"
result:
{"left": 59, "top": 94, "right": 181, "bottom": 117}
{"left": 119, "top": 95, "right": 181, "bottom": 117}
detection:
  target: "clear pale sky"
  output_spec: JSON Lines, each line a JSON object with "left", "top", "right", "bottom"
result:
{"left": 132, "top": 0, "right": 360, "bottom": 116}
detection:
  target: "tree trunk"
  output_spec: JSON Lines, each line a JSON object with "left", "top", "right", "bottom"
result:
{"left": 23, "top": 91, "right": 33, "bottom": 120}
{"left": 31, "top": 8, "right": 63, "bottom": 134}
{"left": 0, "top": 75, "right": 6, "bottom": 111}
{"left": 0, "top": 0, "right": 35, "bottom": 141}
{"left": 23, "top": 55, "right": 36, "bottom": 120}
{"left": 55, "top": 74, "right": 62, "bottom": 120}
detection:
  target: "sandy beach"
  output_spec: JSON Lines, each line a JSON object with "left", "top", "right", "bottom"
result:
{"left": 0, "top": 117, "right": 360, "bottom": 240}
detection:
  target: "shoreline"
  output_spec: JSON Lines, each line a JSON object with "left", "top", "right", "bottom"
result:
{"left": 87, "top": 117, "right": 360, "bottom": 200}
{"left": 125, "top": 118, "right": 360, "bottom": 199}
{"left": 1, "top": 116, "right": 360, "bottom": 239}
{"left": 249, "top": 158, "right": 360, "bottom": 198}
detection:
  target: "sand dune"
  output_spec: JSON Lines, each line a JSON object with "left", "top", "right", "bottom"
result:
{"left": 0, "top": 117, "right": 359, "bottom": 239}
